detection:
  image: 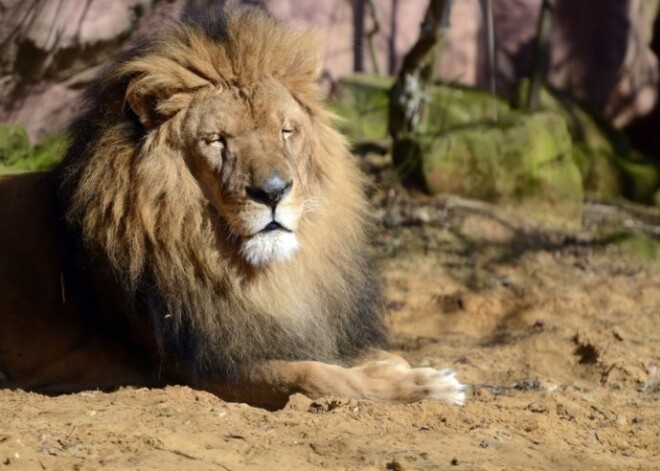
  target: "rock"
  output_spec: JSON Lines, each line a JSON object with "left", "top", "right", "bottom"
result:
{"left": 2, "top": 0, "right": 659, "bottom": 143}
{"left": 640, "top": 378, "right": 660, "bottom": 394}
{"left": 425, "top": 85, "right": 510, "bottom": 133}
{"left": 616, "top": 155, "right": 660, "bottom": 205}
{"left": 410, "top": 112, "right": 583, "bottom": 230}
{"left": 0, "top": 0, "right": 163, "bottom": 141}
{"left": 331, "top": 74, "right": 392, "bottom": 142}
{"left": 618, "top": 233, "right": 660, "bottom": 263}
{"left": 527, "top": 401, "right": 548, "bottom": 413}
{"left": 516, "top": 82, "right": 660, "bottom": 203}
{"left": 388, "top": 456, "right": 410, "bottom": 471}
{"left": 333, "top": 74, "right": 511, "bottom": 143}
{"left": 0, "top": 124, "right": 66, "bottom": 173}
{"left": 334, "top": 74, "right": 659, "bottom": 207}
{"left": 28, "top": 133, "right": 68, "bottom": 171}
{"left": 0, "top": 123, "right": 30, "bottom": 168}
{"left": 490, "top": 0, "right": 659, "bottom": 127}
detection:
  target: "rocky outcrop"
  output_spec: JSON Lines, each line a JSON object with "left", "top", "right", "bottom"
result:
{"left": 0, "top": 0, "right": 187, "bottom": 141}
{"left": 491, "top": 0, "right": 659, "bottom": 128}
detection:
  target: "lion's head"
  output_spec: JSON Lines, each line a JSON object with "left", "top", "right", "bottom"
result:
{"left": 175, "top": 78, "right": 310, "bottom": 266}
{"left": 58, "top": 8, "right": 386, "bottom": 381}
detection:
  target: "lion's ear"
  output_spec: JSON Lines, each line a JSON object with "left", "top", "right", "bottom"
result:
{"left": 125, "top": 78, "right": 160, "bottom": 128}
{"left": 125, "top": 78, "right": 193, "bottom": 129}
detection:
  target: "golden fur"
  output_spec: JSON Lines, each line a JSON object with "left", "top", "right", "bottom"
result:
{"left": 0, "top": 8, "right": 465, "bottom": 408}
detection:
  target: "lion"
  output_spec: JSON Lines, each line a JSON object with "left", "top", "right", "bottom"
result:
{"left": 0, "top": 7, "right": 465, "bottom": 409}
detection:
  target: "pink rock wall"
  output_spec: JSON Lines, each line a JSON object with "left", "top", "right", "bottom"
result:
{"left": 0, "top": 0, "right": 658, "bottom": 142}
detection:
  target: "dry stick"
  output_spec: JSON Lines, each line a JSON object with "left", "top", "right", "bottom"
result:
{"left": 366, "top": 0, "right": 382, "bottom": 75}
{"left": 481, "top": 0, "right": 498, "bottom": 122}
{"left": 527, "top": 0, "right": 555, "bottom": 110}
{"left": 153, "top": 445, "right": 202, "bottom": 461}
{"left": 388, "top": 0, "right": 399, "bottom": 75}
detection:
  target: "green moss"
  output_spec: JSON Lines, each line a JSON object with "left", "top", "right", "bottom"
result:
{"left": 618, "top": 233, "right": 660, "bottom": 262}
{"left": 614, "top": 153, "right": 660, "bottom": 204}
{"left": 515, "top": 81, "right": 660, "bottom": 203}
{"left": 426, "top": 85, "right": 511, "bottom": 133}
{"left": 571, "top": 144, "right": 621, "bottom": 198}
{"left": 330, "top": 74, "right": 392, "bottom": 142}
{"left": 415, "top": 112, "right": 584, "bottom": 230}
{"left": 0, "top": 124, "right": 31, "bottom": 167}
{"left": 29, "top": 132, "right": 68, "bottom": 171}
{"left": 332, "top": 74, "right": 512, "bottom": 143}
{"left": 332, "top": 75, "right": 658, "bottom": 207}
{"left": 0, "top": 123, "right": 66, "bottom": 174}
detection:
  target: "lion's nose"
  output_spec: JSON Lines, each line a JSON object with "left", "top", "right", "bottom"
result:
{"left": 246, "top": 173, "right": 292, "bottom": 207}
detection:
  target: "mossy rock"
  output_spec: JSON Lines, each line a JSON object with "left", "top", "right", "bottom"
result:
{"left": 614, "top": 152, "right": 660, "bottom": 205}
{"left": 515, "top": 81, "right": 660, "bottom": 203}
{"left": 0, "top": 123, "right": 66, "bottom": 174}
{"left": 329, "top": 74, "right": 392, "bottom": 142}
{"left": 0, "top": 123, "right": 31, "bottom": 167}
{"left": 333, "top": 75, "right": 657, "bottom": 207}
{"left": 571, "top": 144, "right": 621, "bottom": 199}
{"left": 403, "top": 112, "right": 583, "bottom": 230}
{"left": 29, "top": 132, "right": 68, "bottom": 171}
{"left": 425, "top": 84, "right": 511, "bottom": 133}
{"left": 331, "top": 74, "right": 512, "bottom": 142}
{"left": 617, "top": 233, "right": 660, "bottom": 263}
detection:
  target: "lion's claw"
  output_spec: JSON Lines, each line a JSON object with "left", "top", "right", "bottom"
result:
{"left": 428, "top": 368, "right": 467, "bottom": 405}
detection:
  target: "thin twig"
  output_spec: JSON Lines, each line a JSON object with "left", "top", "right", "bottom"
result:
{"left": 153, "top": 445, "right": 202, "bottom": 461}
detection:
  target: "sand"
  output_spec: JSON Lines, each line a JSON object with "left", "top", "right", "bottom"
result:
{"left": 1, "top": 196, "right": 658, "bottom": 470}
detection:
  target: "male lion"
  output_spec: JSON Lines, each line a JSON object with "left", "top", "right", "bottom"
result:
{"left": 0, "top": 8, "right": 465, "bottom": 409}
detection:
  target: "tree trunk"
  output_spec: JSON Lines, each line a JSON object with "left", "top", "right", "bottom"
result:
{"left": 388, "top": 0, "right": 450, "bottom": 172}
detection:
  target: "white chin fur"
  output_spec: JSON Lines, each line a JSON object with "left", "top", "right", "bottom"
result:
{"left": 240, "top": 231, "right": 300, "bottom": 266}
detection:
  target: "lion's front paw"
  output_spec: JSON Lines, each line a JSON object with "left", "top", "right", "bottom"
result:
{"left": 355, "top": 361, "right": 468, "bottom": 405}
{"left": 415, "top": 367, "right": 467, "bottom": 406}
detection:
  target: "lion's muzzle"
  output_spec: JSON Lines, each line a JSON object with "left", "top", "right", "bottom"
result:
{"left": 246, "top": 171, "right": 293, "bottom": 209}
{"left": 239, "top": 172, "right": 302, "bottom": 267}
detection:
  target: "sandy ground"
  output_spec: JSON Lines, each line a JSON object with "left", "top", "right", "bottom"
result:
{"left": 1, "top": 195, "right": 659, "bottom": 470}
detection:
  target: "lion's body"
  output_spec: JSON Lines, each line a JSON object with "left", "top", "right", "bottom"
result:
{"left": 0, "top": 173, "right": 151, "bottom": 392}
{"left": 0, "top": 8, "right": 465, "bottom": 408}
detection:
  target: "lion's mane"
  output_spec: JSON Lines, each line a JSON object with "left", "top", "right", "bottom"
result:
{"left": 56, "top": 7, "right": 387, "bottom": 382}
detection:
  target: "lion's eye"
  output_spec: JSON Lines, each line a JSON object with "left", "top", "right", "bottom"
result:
{"left": 204, "top": 134, "right": 226, "bottom": 148}
{"left": 282, "top": 128, "right": 295, "bottom": 140}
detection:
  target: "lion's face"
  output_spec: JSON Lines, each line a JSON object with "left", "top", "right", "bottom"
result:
{"left": 180, "top": 77, "right": 312, "bottom": 266}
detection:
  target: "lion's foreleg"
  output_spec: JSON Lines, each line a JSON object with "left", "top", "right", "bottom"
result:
{"left": 207, "top": 352, "right": 466, "bottom": 409}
